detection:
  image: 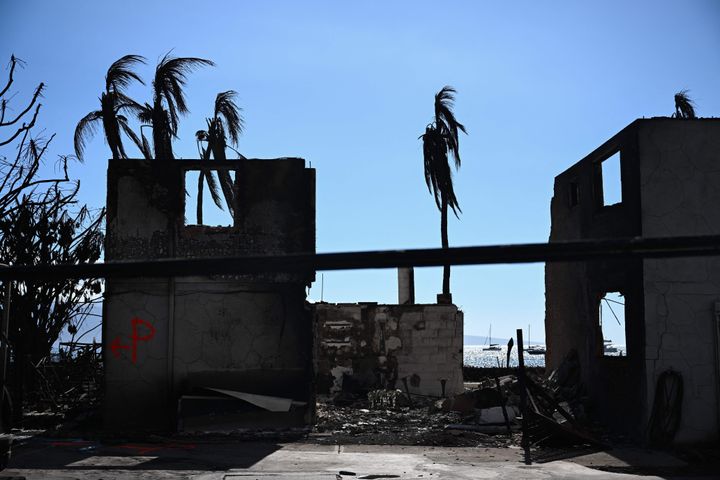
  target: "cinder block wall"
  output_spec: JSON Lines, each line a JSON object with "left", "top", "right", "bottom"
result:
{"left": 639, "top": 120, "right": 720, "bottom": 443}
{"left": 547, "top": 119, "right": 720, "bottom": 443}
{"left": 314, "top": 303, "right": 464, "bottom": 398}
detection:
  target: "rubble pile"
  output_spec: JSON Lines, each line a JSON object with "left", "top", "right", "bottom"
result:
{"left": 314, "top": 357, "right": 598, "bottom": 449}
{"left": 314, "top": 376, "right": 524, "bottom": 447}
{"left": 314, "top": 392, "right": 513, "bottom": 446}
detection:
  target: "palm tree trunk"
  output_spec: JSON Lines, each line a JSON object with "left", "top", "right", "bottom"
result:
{"left": 441, "top": 194, "right": 450, "bottom": 297}
{"left": 210, "top": 137, "right": 235, "bottom": 218}
{"left": 196, "top": 171, "right": 204, "bottom": 225}
{"left": 152, "top": 106, "right": 173, "bottom": 160}
{"left": 102, "top": 113, "right": 121, "bottom": 160}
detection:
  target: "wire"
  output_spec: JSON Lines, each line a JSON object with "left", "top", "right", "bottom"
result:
{"left": 602, "top": 298, "right": 622, "bottom": 326}
{"left": 604, "top": 297, "right": 625, "bottom": 306}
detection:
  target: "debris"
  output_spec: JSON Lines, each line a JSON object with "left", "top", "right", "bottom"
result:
{"left": 477, "top": 406, "right": 518, "bottom": 425}
{"left": 522, "top": 375, "right": 604, "bottom": 448}
{"left": 313, "top": 397, "right": 512, "bottom": 447}
{"left": 432, "top": 398, "right": 451, "bottom": 412}
{"left": 546, "top": 349, "right": 587, "bottom": 421}
{"left": 494, "top": 375, "right": 512, "bottom": 434}
{"left": 446, "top": 391, "right": 476, "bottom": 414}
{"left": 400, "top": 377, "right": 413, "bottom": 407}
{"left": 203, "top": 388, "right": 305, "bottom": 412}
{"left": 446, "top": 424, "right": 509, "bottom": 434}
{"left": 367, "top": 389, "right": 409, "bottom": 410}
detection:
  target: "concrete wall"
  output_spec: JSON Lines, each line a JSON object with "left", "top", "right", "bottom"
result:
{"left": 638, "top": 120, "right": 720, "bottom": 443}
{"left": 314, "top": 303, "right": 464, "bottom": 398}
{"left": 547, "top": 118, "right": 720, "bottom": 443}
{"left": 103, "top": 159, "right": 315, "bottom": 432}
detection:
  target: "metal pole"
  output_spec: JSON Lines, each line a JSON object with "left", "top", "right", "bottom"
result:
{"left": 517, "top": 328, "right": 528, "bottom": 451}
{"left": 0, "top": 279, "right": 10, "bottom": 430}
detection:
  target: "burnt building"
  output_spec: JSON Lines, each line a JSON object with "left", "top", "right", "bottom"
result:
{"left": 103, "top": 158, "right": 315, "bottom": 432}
{"left": 314, "top": 268, "right": 464, "bottom": 399}
{"left": 546, "top": 118, "right": 720, "bottom": 443}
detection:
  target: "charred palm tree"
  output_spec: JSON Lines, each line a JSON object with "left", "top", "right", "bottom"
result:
{"left": 674, "top": 90, "right": 696, "bottom": 119}
{"left": 74, "top": 55, "right": 146, "bottom": 161}
{"left": 195, "top": 91, "right": 244, "bottom": 219}
{"left": 420, "top": 86, "right": 466, "bottom": 300}
{"left": 193, "top": 129, "right": 223, "bottom": 224}
{"left": 141, "top": 53, "right": 214, "bottom": 160}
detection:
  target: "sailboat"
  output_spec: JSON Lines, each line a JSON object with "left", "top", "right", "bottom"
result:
{"left": 525, "top": 323, "right": 546, "bottom": 355}
{"left": 603, "top": 339, "right": 618, "bottom": 353}
{"left": 482, "top": 324, "right": 501, "bottom": 351}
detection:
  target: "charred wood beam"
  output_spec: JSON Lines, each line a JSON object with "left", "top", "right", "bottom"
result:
{"left": 2, "top": 234, "right": 720, "bottom": 281}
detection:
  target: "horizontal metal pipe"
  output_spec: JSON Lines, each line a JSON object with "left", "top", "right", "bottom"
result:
{"left": 1, "top": 234, "right": 720, "bottom": 281}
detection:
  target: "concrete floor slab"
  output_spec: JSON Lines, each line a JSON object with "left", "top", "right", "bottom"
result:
{"left": 0, "top": 439, "right": 715, "bottom": 480}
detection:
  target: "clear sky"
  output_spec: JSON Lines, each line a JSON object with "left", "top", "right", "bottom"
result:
{"left": 2, "top": 0, "right": 719, "bottom": 343}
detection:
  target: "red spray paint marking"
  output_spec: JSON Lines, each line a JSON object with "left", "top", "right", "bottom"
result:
{"left": 130, "top": 317, "right": 156, "bottom": 363}
{"left": 110, "top": 317, "right": 156, "bottom": 364}
{"left": 110, "top": 336, "right": 131, "bottom": 358}
{"left": 50, "top": 440, "right": 94, "bottom": 447}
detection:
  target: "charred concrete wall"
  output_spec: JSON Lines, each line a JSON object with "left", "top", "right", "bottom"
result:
{"left": 638, "top": 120, "right": 720, "bottom": 443}
{"left": 103, "top": 159, "right": 315, "bottom": 432}
{"left": 546, "top": 122, "right": 646, "bottom": 437}
{"left": 546, "top": 119, "right": 720, "bottom": 443}
{"left": 313, "top": 303, "right": 464, "bottom": 398}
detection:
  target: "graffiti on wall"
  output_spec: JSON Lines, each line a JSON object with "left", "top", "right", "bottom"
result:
{"left": 110, "top": 317, "right": 156, "bottom": 364}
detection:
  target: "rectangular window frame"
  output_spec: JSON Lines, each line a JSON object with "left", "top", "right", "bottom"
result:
{"left": 594, "top": 150, "right": 623, "bottom": 209}
{"left": 598, "top": 290, "right": 628, "bottom": 359}
{"left": 182, "top": 165, "right": 241, "bottom": 229}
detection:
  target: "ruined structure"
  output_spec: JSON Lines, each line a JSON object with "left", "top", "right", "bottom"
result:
{"left": 546, "top": 118, "right": 720, "bottom": 443}
{"left": 103, "top": 159, "right": 315, "bottom": 431}
{"left": 314, "top": 268, "right": 464, "bottom": 398}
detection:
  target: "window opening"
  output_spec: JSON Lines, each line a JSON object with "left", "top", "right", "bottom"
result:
{"left": 599, "top": 291, "right": 626, "bottom": 356}
{"left": 600, "top": 152, "right": 622, "bottom": 206}
{"left": 184, "top": 169, "right": 236, "bottom": 227}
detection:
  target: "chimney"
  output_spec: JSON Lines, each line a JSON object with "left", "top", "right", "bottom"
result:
{"left": 398, "top": 267, "right": 415, "bottom": 305}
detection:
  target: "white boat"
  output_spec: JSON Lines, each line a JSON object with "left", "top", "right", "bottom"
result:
{"left": 524, "top": 324, "right": 545, "bottom": 354}
{"left": 527, "top": 345, "right": 546, "bottom": 355}
{"left": 603, "top": 340, "right": 618, "bottom": 353}
{"left": 482, "top": 324, "right": 502, "bottom": 351}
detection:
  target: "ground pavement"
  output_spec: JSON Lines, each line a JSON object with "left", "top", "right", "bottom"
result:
{"left": 0, "top": 436, "right": 715, "bottom": 480}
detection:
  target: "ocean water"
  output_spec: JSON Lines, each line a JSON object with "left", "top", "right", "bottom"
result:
{"left": 464, "top": 345, "right": 545, "bottom": 368}
{"left": 463, "top": 344, "right": 627, "bottom": 368}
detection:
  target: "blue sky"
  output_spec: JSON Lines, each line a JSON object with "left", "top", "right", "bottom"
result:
{"left": 2, "top": 0, "right": 719, "bottom": 343}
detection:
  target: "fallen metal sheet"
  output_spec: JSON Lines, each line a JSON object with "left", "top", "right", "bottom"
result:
{"left": 204, "top": 387, "right": 306, "bottom": 412}
{"left": 477, "top": 406, "right": 518, "bottom": 425}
